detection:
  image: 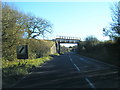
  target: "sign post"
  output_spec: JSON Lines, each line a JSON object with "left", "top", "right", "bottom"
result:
{"left": 16, "top": 45, "right": 28, "bottom": 59}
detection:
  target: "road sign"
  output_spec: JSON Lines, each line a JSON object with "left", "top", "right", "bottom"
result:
{"left": 16, "top": 45, "right": 28, "bottom": 59}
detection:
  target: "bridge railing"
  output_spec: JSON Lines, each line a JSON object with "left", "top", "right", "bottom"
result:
{"left": 54, "top": 38, "right": 80, "bottom": 43}
{"left": 56, "top": 36, "right": 81, "bottom": 40}
{"left": 52, "top": 36, "right": 81, "bottom": 43}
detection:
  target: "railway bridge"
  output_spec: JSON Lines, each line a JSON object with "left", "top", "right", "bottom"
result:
{"left": 52, "top": 36, "right": 81, "bottom": 53}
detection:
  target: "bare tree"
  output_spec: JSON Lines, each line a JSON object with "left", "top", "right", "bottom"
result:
{"left": 25, "top": 16, "right": 52, "bottom": 39}
{"left": 103, "top": 1, "right": 120, "bottom": 40}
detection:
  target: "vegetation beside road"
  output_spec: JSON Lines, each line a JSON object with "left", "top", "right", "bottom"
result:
{"left": 2, "top": 3, "right": 53, "bottom": 61}
{"left": 77, "top": 36, "right": 120, "bottom": 67}
{"left": 2, "top": 56, "right": 53, "bottom": 88}
{"left": 2, "top": 3, "right": 55, "bottom": 88}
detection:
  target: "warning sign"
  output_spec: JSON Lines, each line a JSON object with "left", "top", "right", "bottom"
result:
{"left": 16, "top": 45, "right": 28, "bottom": 59}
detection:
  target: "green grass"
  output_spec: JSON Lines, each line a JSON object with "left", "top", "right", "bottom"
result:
{"left": 53, "top": 53, "right": 60, "bottom": 56}
{"left": 2, "top": 56, "right": 53, "bottom": 88}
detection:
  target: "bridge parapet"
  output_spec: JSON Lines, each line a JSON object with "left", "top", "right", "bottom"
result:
{"left": 56, "top": 36, "right": 80, "bottom": 40}
{"left": 53, "top": 36, "right": 81, "bottom": 43}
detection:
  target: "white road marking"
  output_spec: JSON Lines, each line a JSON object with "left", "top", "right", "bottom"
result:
{"left": 69, "top": 55, "right": 70, "bottom": 58}
{"left": 69, "top": 55, "right": 73, "bottom": 63}
{"left": 69, "top": 54, "right": 96, "bottom": 89}
{"left": 70, "top": 58, "right": 73, "bottom": 62}
{"left": 79, "top": 55, "right": 120, "bottom": 69}
{"left": 80, "top": 57, "right": 85, "bottom": 61}
{"left": 74, "top": 64, "right": 80, "bottom": 71}
{"left": 85, "top": 78, "right": 96, "bottom": 88}
{"left": 69, "top": 54, "right": 80, "bottom": 71}
{"left": 80, "top": 57, "right": 90, "bottom": 64}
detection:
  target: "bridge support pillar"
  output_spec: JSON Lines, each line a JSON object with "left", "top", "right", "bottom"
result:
{"left": 55, "top": 42, "right": 60, "bottom": 54}
{"left": 76, "top": 42, "right": 80, "bottom": 52}
{"left": 77, "top": 42, "right": 80, "bottom": 46}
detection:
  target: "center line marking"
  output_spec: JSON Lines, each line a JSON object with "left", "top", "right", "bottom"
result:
{"left": 69, "top": 54, "right": 96, "bottom": 89}
{"left": 74, "top": 64, "right": 80, "bottom": 71}
{"left": 85, "top": 78, "right": 96, "bottom": 89}
{"left": 70, "top": 58, "right": 73, "bottom": 62}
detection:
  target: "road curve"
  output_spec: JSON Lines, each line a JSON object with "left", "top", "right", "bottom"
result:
{"left": 12, "top": 52, "right": 120, "bottom": 88}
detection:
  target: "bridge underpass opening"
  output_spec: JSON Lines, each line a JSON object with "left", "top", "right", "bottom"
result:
{"left": 60, "top": 43, "right": 77, "bottom": 47}
{"left": 60, "top": 43, "right": 78, "bottom": 53}
{"left": 57, "top": 43, "right": 78, "bottom": 54}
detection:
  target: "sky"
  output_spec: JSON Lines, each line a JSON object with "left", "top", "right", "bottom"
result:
{"left": 5, "top": 1, "right": 119, "bottom": 46}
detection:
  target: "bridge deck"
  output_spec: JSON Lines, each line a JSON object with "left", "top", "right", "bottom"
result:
{"left": 53, "top": 36, "right": 81, "bottom": 43}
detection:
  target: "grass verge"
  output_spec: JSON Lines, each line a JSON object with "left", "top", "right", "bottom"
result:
{"left": 2, "top": 56, "right": 53, "bottom": 88}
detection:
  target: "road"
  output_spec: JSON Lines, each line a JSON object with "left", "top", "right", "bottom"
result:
{"left": 12, "top": 52, "right": 120, "bottom": 89}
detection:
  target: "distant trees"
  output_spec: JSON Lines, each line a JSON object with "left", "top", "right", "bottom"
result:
{"left": 2, "top": 3, "right": 53, "bottom": 61}
{"left": 77, "top": 36, "right": 99, "bottom": 53}
{"left": 71, "top": 46, "right": 77, "bottom": 52}
{"left": 103, "top": 1, "right": 120, "bottom": 42}
{"left": 60, "top": 46, "right": 70, "bottom": 54}
{"left": 85, "top": 36, "right": 99, "bottom": 46}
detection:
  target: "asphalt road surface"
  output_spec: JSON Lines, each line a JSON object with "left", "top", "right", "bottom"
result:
{"left": 12, "top": 52, "right": 120, "bottom": 89}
